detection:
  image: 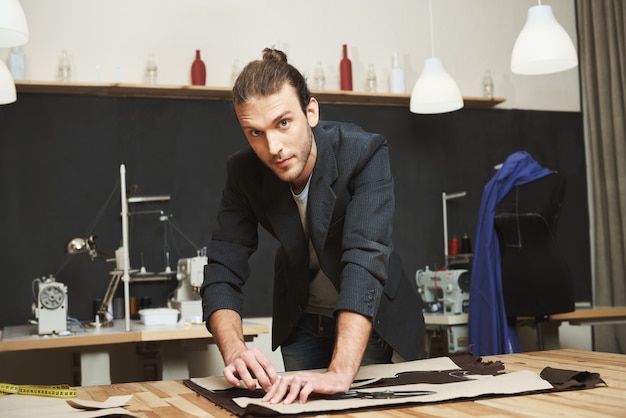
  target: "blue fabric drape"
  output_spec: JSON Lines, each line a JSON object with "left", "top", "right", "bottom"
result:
{"left": 468, "top": 151, "right": 553, "bottom": 355}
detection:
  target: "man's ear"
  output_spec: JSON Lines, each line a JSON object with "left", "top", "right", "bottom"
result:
{"left": 306, "top": 97, "right": 320, "bottom": 128}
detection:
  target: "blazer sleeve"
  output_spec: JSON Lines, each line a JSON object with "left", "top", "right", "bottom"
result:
{"left": 200, "top": 151, "right": 260, "bottom": 324}
{"left": 332, "top": 131, "right": 395, "bottom": 319}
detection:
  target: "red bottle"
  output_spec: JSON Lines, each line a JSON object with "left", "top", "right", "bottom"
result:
{"left": 340, "top": 44, "right": 353, "bottom": 91}
{"left": 191, "top": 49, "right": 206, "bottom": 86}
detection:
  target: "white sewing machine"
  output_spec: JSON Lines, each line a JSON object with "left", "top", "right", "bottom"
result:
{"left": 33, "top": 276, "right": 68, "bottom": 335}
{"left": 168, "top": 254, "right": 207, "bottom": 320}
{"left": 416, "top": 268, "right": 470, "bottom": 315}
{"left": 416, "top": 267, "right": 471, "bottom": 354}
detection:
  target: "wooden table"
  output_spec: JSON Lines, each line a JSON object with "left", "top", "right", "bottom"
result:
{"left": 550, "top": 306, "right": 626, "bottom": 325}
{"left": 0, "top": 320, "right": 268, "bottom": 386}
{"left": 73, "top": 349, "right": 625, "bottom": 417}
{"left": 0, "top": 320, "right": 268, "bottom": 352}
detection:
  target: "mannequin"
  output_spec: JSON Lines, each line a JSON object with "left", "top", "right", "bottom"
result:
{"left": 494, "top": 172, "right": 575, "bottom": 319}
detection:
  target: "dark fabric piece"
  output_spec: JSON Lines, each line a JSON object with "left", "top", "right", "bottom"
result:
{"left": 369, "top": 355, "right": 505, "bottom": 387}
{"left": 540, "top": 366, "right": 607, "bottom": 391}
{"left": 184, "top": 355, "right": 606, "bottom": 417}
{"left": 183, "top": 380, "right": 266, "bottom": 417}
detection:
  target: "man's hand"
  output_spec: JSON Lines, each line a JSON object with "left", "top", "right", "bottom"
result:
{"left": 262, "top": 369, "right": 351, "bottom": 404}
{"left": 223, "top": 346, "right": 280, "bottom": 392}
{"left": 263, "top": 311, "right": 372, "bottom": 404}
{"left": 209, "top": 310, "right": 280, "bottom": 392}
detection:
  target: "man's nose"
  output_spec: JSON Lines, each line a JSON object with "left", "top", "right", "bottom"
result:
{"left": 266, "top": 131, "right": 283, "bottom": 155}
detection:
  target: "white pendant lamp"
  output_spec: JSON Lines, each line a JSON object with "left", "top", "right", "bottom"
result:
{"left": 0, "top": 59, "right": 17, "bottom": 104}
{"left": 511, "top": 2, "right": 577, "bottom": 75}
{"left": 0, "top": 0, "right": 29, "bottom": 47}
{"left": 410, "top": 0, "right": 463, "bottom": 114}
{"left": 0, "top": 0, "right": 29, "bottom": 105}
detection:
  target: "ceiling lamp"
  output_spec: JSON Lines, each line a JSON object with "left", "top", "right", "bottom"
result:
{"left": 0, "top": 60, "right": 17, "bottom": 104}
{"left": 511, "top": 2, "right": 578, "bottom": 75}
{"left": 0, "top": 0, "right": 29, "bottom": 47}
{"left": 0, "top": 0, "right": 29, "bottom": 105}
{"left": 410, "top": 0, "right": 463, "bottom": 114}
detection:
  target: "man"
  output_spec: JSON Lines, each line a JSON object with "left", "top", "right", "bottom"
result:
{"left": 201, "top": 48, "right": 424, "bottom": 404}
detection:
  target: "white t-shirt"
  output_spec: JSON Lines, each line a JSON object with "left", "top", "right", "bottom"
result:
{"left": 291, "top": 177, "right": 339, "bottom": 318}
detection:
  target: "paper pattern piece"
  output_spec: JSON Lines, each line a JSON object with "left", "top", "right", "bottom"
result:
{"left": 0, "top": 394, "right": 136, "bottom": 417}
{"left": 190, "top": 356, "right": 460, "bottom": 391}
{"left": 67, "top": 394, "right": 133, "bottom": 409}
{"left": 231, "top": 370, "right": 553, "bottom": 415}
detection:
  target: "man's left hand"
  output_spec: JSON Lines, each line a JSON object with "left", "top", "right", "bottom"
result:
{"left": 262, "top": 369, "right": 351, "bottom": 404}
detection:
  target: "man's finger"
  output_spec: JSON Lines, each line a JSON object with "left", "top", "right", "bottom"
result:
{"left": 232, "top": 360, "right": 258, "bottom": 390}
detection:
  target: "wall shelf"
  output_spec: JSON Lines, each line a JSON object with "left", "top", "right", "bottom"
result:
{"left": 15, "top": 81, "right": 505, "bottom": 109}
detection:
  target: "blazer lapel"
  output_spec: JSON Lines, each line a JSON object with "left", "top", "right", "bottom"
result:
{"left": 308, "top": 134, "right": 338, "bottom": 256}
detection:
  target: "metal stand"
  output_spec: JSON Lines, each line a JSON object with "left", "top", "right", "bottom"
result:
{"left": 120, "top": 164, "right": 131, "bottom": 332}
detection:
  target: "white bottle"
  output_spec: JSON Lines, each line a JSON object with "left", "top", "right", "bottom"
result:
{"left": 389, "top": 51, "right": 405, "bottom": 94}
{"left": 8, "top": 46, "right": 25, "bottom": 80}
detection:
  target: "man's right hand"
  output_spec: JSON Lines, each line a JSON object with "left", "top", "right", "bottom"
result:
{"left": 223, "top": 346, "right": 280, "bottom": 391}
{"left": 209, "top": 309, "right": 280, "bottom": 392}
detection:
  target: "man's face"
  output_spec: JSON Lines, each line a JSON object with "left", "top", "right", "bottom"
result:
{"left": 235, "top": 83, "right": 319, "bottom": 193}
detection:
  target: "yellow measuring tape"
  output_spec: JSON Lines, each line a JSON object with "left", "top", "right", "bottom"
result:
{"left": 0, "top": 382, "right": 76, "bottom": 398}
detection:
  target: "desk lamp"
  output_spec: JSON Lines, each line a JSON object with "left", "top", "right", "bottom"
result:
{"left": 66, "top": 235, "right": 119, "bottom": 325}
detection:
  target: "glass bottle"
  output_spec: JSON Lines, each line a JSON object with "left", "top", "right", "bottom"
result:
{"left": 340, "top": 44, "right": 352, "bottom": 91}
{"left": 191, "top": 50, "right": 206, "bottom": 86}
{"left": 58, "top": 49, "right": 71, "bottom": 82}
{"left": 312, "top": 61, "right": 326, "bottom": 90}
{"left": 8, "top": 46, "right": 25, "bottom": 80}
{"left": 366, "top": 64, "right": 377, "bottom": 92}
{"left": 145, "top": 53, "right": 158, "bottom": 85}
{"left": 482, "top": 69, "right": 494, "bottom": 99}
{"left": 231, "top": 59, "right": 241, "bottom": 85}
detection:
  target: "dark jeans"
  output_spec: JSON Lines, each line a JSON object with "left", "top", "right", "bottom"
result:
{"left": 281, "top": 312, "right": 392, "bottom": 371}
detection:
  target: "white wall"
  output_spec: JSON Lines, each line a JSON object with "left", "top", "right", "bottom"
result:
{"left": 3, "top": 0, "right": 579, "bottom": 112}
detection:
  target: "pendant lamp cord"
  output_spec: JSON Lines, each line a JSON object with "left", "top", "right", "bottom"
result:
{"left": 428, "top": 0, "right": 435, "bottom": 58}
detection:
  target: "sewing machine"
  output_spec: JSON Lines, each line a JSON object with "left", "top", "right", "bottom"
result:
{"left": 33, "top": 275, "right": 68, "bottom": 335}
{"left": 416, "top": 268, "right": 470, "bottom": 354}
{"left": 416, "top": 268, "right": 470, "bottom": 314}
{"left": 168, "top": 254, "right": 207, "bottom": 319}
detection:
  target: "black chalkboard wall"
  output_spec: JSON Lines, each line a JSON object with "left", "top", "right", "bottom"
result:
{"left": 0, "top": 93, "right": 590, "bottom": 327}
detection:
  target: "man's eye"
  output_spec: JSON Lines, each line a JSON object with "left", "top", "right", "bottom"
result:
{"left": 279, "top": 120, "right": 289, "bottom": 128}
{"left": 250, "top": 130, "right": 261, "bottom": 137}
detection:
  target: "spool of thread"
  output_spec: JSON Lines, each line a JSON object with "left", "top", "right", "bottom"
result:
{"left": 113, "top": 297, "right": 124, "bottom": 319}
{"left": 130, "top": 297, "right": 140, "bottom": 319}
{"left": 461, "top": 233, "right": 472, "bottom": 254}
{"left": 449, "top": 236, "right": 460, "bottom": 256}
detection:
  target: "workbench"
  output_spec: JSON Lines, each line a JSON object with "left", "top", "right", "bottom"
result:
{"left": 0, "top": 320, "right": 268, "bottom": 386}
{"left": 61, "top": 349, "right": 626, "bottom": 417}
